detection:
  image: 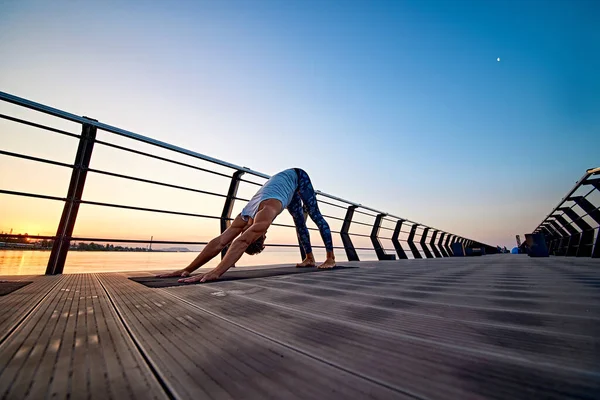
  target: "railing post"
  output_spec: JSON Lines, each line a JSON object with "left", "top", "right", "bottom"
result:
{"left": 46, "top": 119, "right": 97, "bottom": 275}
{"left": 444, "top": 234, "right": 453, "bottom": 255}
{"left": 570, "top": 196, "right": 600, "bottom": 258}
{"left": 559, "top": 207, "right": 594, "bottom": 257}
{"left": 548, "top": 223, "right": 564, "bottom": 254}
{"left": 429, "top": 230, "right": 442, "bottom": 258}
{"left": 593, "top": 230, "right": 600, "bottom": 258}
{"left": 370, "top": 214, "right": 395, "bottom": 260}
{"left": 541, "top": 226, "right": 556, "bottom": 255}
{"left": 220, "top": 170, "right": 245, "bottom": 259}
{"left": 554, "top": 214, "right": 579, "bottom": 256}
{"left": 438, "top": 232, "right": 449, "bottom": 257}
{"left": 341, "top": 205, "right": 359, "bottom": 261}
{"left": 549, "top": 220, "right": 568, "bottom": 255}
{"left": 420, "top": 228, "right": 434, "bottom": 258}
{"left": 391, "top": 219, "right": 408, "bottom": 259}
{"left": 407, "top": 224, "right": 422, "bottom": 258}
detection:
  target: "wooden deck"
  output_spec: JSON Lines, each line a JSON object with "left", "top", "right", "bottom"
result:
{"left": 0, "top": 255, "right": 599, "bottom": 399}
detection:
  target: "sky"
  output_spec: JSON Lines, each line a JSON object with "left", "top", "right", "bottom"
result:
{"left": 0, "top": 0, "right": 599, "bottom": 250}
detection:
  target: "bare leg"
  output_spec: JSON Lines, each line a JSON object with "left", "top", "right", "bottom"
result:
{"left": 318, "top": 251, "right": 336, "bottom": 269}
{"left": 294, "top": 169, "right": 336, "bottom": 269}
{"left": 296, "top": 252, "right": 316, "bottom": 268}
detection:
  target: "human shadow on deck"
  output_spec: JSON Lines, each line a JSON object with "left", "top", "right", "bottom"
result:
{"left": 0, "top": 281, "right": 32, "bottom": 296}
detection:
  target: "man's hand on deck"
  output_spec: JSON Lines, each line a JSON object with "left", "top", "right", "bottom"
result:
{"left": 178, "top": 268, "right": 224, "bottom": 283}
{"left": 156, "top": 269, "right": 191, "bottom": 278}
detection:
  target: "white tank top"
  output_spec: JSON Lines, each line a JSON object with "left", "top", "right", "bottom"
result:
{"left": 241, "top": 169, "right": 298, "bottom": 220}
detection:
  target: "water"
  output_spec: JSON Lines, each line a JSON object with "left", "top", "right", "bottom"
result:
{"left": 0, "top": 248, "right": 360, "bottom": 275}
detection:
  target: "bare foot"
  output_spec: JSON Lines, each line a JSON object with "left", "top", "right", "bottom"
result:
{"left": 317, "top": 258, "right": 336, "bottom": 269}
{"left": 296, "top": 257, "right": 316, "bottom": 268}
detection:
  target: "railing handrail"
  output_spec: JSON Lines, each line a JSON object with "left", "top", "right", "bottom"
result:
{"left": 0, "top": 90, "right": 475, "bottom": 238}
{"left": 0, "top": 90, "right": 268, "bottom": 177}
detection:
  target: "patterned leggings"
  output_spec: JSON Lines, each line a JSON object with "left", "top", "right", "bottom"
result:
{"left": 288, "top": 169, "right": 334, "bottom": 254}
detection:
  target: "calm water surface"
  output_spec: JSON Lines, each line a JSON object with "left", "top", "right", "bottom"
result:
{"left": 0, "top": 249, "right": 362, "bottom": 275}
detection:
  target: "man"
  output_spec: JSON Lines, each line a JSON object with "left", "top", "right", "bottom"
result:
{"left": 157, "top": 168, "right": 336, "bottom": 283}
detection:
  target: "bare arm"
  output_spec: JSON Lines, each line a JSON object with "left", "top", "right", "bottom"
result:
{"left": 179, "top": 205, "right": 279, "bottom": 283}
{"left": 156, "top": 215, "right": 247, "bottom": 277}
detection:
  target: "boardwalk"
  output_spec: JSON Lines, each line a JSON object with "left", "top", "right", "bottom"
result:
{"left": 0, "top": 255, "right": 599, "bottom": 399}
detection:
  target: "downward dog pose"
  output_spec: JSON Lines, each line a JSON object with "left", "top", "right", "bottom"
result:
{"left": 157, "top": 168, "right": 335, "bottom": 283}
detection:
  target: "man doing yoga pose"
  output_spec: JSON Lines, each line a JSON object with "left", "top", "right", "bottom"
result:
{"left": 157, "top": 168, "right": 335, "bottom": 283}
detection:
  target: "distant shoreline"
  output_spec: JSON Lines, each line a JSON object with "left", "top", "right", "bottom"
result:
{"left": 0, "top": 248, "right": 192, "bottom": 253}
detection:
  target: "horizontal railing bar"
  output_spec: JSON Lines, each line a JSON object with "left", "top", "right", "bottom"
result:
{"left": 0, "top": 113, "right": 81, "bottom": 139}
{"left": 314, "top": 199, "right": 347, "bottom": 210}
{"left": 79, "top": 200, "right": 222, "bottom": 220}
{"left": 0, "top": 91, "right": 271, "bottom": 179}
{"left": 96, "top": 125, "right": 270, "bottom": 179}
{"left": 354, "top": 210, "right": 378, "bottom": 218}
{"left": 4, "top": 235, "right": 356, "bottom": 251}
{"left": 86, "top": 168, "right": 249, "bottom": 200}
{"left": 0, "top": 234, "right": 57, "bottom": 240}
{"left": 268, "top": 222, "right": 370, "bottom": 238}
{"left": 0, "top": 149, "right": 74, "bottom": 169}
{"left": 352, "top": 233, "right": 373, "bottom": 238}
{"left": 238, "top": 178, "right": 264, "bottom": 187}
{"left": 94, "top": 139, "right": 232, "bottom": 179}
{"left": 276, "top": 244, "right": 359, "bottom": 250}
{"left": 357, "top": 205, "right": 389, "bottom": 216}
{"left": 68, "top": 237, "right": 209, "bottom": 246}
{"left": 270, "top": 222, "right": 320, "bottom": 231}
{"left": 314, "top": 190, "right": 357, "bottom": 207}
{"left": 67, "top": 239, "right": 373, "bottom": 251}
{"left": 0, "top": 233, "right": 417, "bottom": 247}
{"left": 321, "top": 214, "right": 346, "bottom": 222}
{"left": 349, "top": 220, "right": 373, "bottom": 228}
{"left": 0, "top": 189, "right": 65, "bottom": 202}
{"left": 0, "top": 189, "right": 440, "bottom": 241}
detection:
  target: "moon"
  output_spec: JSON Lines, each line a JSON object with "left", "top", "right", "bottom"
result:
{"left": 497, "top": 57, "right": 501, "bottom": 62}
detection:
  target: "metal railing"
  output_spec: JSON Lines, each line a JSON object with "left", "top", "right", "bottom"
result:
{"left": 0, "top": 90, "right": 498, "bottom": 274}
{"left": 533, "top": 168, "right": 600, "bottom": 258}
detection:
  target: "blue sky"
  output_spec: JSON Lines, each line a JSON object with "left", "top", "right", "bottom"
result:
{"left": 0, "top": 0, "right": 598, "bottom": 248}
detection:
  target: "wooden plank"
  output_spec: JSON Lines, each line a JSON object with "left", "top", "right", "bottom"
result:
{"left": 0, "top": 274, "right": 168, "bottom": 400}
{"left": 203, "top": 278, "right": 599, "bottom": 371}
{"left": 246, "top": 275, "right": 600, "bottom": 337}
{"left": 279, "top": 273, "right": 600, "bottom": 316}
{"left": 98, "top": 273, "right": 407, "bottom": 400}
{"left": 164, "top": 264, "right": 600, "bottom": 400}
{"left": 0, "top": 275, "right": 62, "bottom": 344}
